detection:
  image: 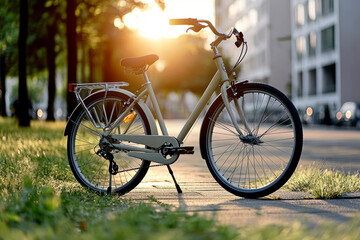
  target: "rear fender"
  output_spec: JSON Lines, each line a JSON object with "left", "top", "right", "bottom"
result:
{"left": 64, "top": 89, "right": 157, "bottom": 136}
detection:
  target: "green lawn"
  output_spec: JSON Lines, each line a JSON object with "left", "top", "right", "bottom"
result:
{"left": 0, "top": 117, "right": 359, "bottom": 239}
{"left": 284, "top": 164, "right": 360, "bottom": 199}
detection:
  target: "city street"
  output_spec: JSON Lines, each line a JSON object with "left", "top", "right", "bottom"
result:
{"left": 124, "top": 119, "right": 360, "bottom": 227}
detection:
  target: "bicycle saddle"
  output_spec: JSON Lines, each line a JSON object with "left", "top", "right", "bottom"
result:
{"left": 121, "top": 54, "right": 159, "bottom": 68}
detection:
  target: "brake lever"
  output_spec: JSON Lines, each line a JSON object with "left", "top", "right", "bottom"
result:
{"left": 235, "top": 31, "right": 244, "bottom": 48}
{"left": 186, "top": 23, "right": 207, "bottom": 33}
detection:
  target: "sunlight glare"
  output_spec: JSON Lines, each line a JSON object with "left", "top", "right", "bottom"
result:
{"left": 122, "top": 6, "right": 184, "bottom": 39}
{"left": 114, "top": 17, "right": 125, "bottom": 29}
{"left": 118, "top": 0, "right": 214, "bottom": 39}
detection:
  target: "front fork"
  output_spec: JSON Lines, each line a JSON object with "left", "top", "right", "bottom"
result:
{"left": 220, "top": 83, "right": 247, "bottom": 138}
{"left": 212, "top": 45, "right": 251, "bottom": 138}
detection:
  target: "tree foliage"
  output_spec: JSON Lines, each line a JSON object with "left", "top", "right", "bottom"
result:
{"left": 1, "top": 0, "right": 218, "bottom": 121}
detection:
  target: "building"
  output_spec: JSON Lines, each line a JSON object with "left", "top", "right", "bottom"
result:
{"left": 215, "top": 0, "right": 292, "bottom": 95}
{"left": 291, "top": 0, "right": 360, "bottom": 121}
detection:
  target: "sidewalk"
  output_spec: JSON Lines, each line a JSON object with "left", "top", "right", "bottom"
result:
{"left": 123, "top": 121, "right": 360, "bottom": 227}
{"left": 124, "top": 160, "right": 360, "bottom": 227}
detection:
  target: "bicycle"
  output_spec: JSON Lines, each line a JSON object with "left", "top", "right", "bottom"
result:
{"left": 64, "top": 18, "right": 303, "bottom": 198}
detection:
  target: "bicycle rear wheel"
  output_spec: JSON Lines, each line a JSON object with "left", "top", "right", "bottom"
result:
{"left": 67, "top": 92, "right": 151, "bottom": 195}
{"left": 201, "top": 83, "right": 303, "bottom": 198}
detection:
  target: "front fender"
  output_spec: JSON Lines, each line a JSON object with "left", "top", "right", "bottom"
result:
{"left": 64, "top": 89, "right": 157, "bottom": 136}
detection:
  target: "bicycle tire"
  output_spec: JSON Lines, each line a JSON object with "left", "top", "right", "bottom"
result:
{"left": 67, "top": 91, "right": 151, "bottom": 195}
{"left": 200, "top": 83, "right": 303, "bottom": 198}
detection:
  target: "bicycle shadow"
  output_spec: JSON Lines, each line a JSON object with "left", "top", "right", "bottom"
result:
{"left": 175, "top": 190, "right": 360, "bottom": 225}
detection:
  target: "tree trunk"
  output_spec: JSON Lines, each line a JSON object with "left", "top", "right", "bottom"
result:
{"left": 46, "top": 24, "right": 56, "bottom": 121}
{"left": 102, "top": 39, "right": 113, "bottom": 82}
{"left": 66, "top": 0, "right": 77, "bottom": 117}
{"left": 0, "top": 53, "right": 7, "bottom": 117}
{"left": 18, "top": 0, "right": 30, "bottom": 127}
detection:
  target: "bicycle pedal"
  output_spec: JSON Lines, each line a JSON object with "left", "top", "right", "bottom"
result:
{"left": 178, "top": 146, "right": 194, "bottom": 155}
{"left": 162, "top": 146, "right": 194, "bottom": 155}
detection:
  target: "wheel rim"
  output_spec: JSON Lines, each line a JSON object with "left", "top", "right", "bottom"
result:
{"left": 207, "top": 89, "right": 297, "bottom": 193}
{"left": 69, "top": 97, "right": 149, "bottom": 193}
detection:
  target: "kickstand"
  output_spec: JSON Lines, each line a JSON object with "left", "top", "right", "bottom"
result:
{"left": 166, "top": 165, "right": 182, "bottom": 194}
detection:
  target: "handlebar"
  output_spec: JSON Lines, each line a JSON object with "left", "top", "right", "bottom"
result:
{"left": 169, "top": 18, "right": 198, "bottom": 26}
{"left": 170, "top": 18, "right": 224, "bottom": 37}
{"left": 169, "top": 18, "right": 245, "bottom": 47}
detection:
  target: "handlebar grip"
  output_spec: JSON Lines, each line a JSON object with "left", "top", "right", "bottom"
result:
{"left": 169, "top": 18, "right": 198, "bottom": 25}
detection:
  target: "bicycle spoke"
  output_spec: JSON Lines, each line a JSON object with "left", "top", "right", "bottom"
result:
{"left": 68, "top": 96, "right": 151, "bottom": 194}
{"left": 204, "top": 84, "right": 301, "bottom": 197}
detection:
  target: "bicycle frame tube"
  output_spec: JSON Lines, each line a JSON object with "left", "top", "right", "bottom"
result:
{"left": 177, "top": 70, "right": 222, "bottom": 143}
{"left": 177, "top": 46, "right": 246, "bottom": 142}
{"left": 105, "top": 71, "right": 223, "bottom": 145}
{"left": 143, "top": 72, "right": 169, "bottom": 136}
{"left": 106, "top": 46, "right": 246, "bottom": 145}
{"left": 149, "top": 47, "right": 246, "bottom": 143}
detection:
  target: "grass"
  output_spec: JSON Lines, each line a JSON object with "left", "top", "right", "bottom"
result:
{"left": 284, "top": 164, "right": 360, "bottom": 199}
{"left": 0, "top": 117, "right": 360, "bottom": 239}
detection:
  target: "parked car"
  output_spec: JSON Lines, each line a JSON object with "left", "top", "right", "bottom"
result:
{"left": 302, "top": 106, "right": 315, "bottom": 125}
{"left": 302, "top": 104, "right": 332, "bottom": 125}
{"left": 335, "top": 102, "right": 360, "bottom": 128}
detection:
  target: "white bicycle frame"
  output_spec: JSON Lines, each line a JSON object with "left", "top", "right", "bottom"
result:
{"left": 71, "top": 31, "right": 250, "bottom": 165}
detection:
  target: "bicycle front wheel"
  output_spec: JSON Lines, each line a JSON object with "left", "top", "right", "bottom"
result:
{"left": 67, "top": 92, "right": 151, "bottom": 195}
{"left": 201, "top": 83, "right": 303, "bottom": 198}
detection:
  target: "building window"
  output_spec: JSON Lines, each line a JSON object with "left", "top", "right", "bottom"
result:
{"left": 248, "top": 9, "right": 258, "bottom": 27}
{"left": 308, "top": 32, "right": 317, "bottom": 57}
{"left": 321, "top": 0, "right": 334, "bottom": 16}
{"left": 309, "top": 69, "right": 317, "bottom": 95}
{"left": 296, "top": 36, "right": 306, "bottom": 60}
{"left": 228, "top": 0, "right": 246, "bottom": 19}
{"left": 322, "top": 63, "right": 336, "bottom": 93}
{"left": 216, "top": 13, "right": 222, "bottom": 26}
{"left": 308, "top": 0, "right": 317, "bottom": 21}
{"left": 297, "top": 71, "right": 303, "bottom": 97}
{"left": 321, "top": 25, "right": 335, "bottom": 53}
{"left": 295, "top": 4, "right": 305, "bottom": 27}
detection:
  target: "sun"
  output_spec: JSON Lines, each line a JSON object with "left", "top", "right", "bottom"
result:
{"left": 114, "top": 0, "right": 214, "bottom": 39}
{"left": 122, "top": 7, "right": 181, "bottom": 39}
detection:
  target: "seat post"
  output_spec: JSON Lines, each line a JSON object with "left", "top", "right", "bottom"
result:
{"left": 142, "top": 70, "right": 169, "bottom": 136}
{"left": 142, "top": 70, "right": 151, "bottom": 84}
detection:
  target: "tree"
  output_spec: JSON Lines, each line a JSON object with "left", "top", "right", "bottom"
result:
{"left": 17, "top": 0, "right": 30, "bottom": 126}
{"left": 65, "top": 0, "right": 148, "bottom": 116}
{"left": 24, "top": 1, "right": 66, "bottom": 121}
{"left": 75, "top": 0, "right": 145, "bottom": 83}
{"left": 156, "top": 35, "right": 217, "bottom": 95}
{"left": 0, "top": 53, "right": 6, "bottom": 117}
{"left": 66, "top": 0, "right": 78, "bottom": 117}
{"left": 46, "top": 20, "right": 57, "bottom": 121}
{"left": 0, "top": 0, "right": 19, "bottom": 117}
{"left": 42, "top": 2, "right": 63, "bottom": 121}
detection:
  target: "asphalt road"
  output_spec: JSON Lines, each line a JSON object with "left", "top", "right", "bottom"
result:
{"left": 124, "top": 120, "right": 360, "bottom": 227}
{"left": 300, "top": 126, "right": 360, "bottom": 172}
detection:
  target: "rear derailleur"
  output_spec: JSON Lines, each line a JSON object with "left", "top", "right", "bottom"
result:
{"left": 96, "top": 148, "right": 119, "bottom": 175}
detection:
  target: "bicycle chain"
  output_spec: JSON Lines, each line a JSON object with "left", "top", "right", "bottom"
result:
{"left": 114, "top": 162, "right": 166, "bottom": 175}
